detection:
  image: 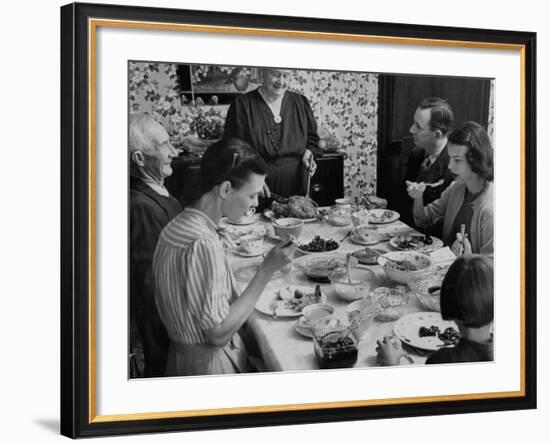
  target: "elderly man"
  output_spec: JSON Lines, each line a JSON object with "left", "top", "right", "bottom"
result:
{"left": 405, "top": 97, "right": 455, "bottom": 235}
{"left": 129, "top": 113, "right": 182, "bottom": 377}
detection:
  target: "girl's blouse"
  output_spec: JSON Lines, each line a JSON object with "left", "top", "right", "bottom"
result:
{"left": 153, "top": 208, "right": 240, "bottom": 345}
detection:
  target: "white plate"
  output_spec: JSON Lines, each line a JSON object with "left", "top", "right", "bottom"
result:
{"left": 233, "top": 261, "right": 290, "bottom": 282}
{"left": 368, "top": 209, "right": 400, "bottom": 224}
{"left": 255, "top": 285, "right": 328, "bottom": 318}
{"left": 233, "top": 246, "right": 266, "bottom": 258}
{"left": 263, "top": 209, "right": 317, "bottom": 223}
{"left": 389, "top": 235, "right": 444, "bottom": 253}
{"left": 393, "top": 312, "right": 459, "bottom": 352}
{"left": 225, "top": 215, "right": 258, "bottom": 226}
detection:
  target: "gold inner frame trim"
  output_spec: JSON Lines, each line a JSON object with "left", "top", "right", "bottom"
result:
{"left": 87, "top": 18, "right": 527, "bottom": 423}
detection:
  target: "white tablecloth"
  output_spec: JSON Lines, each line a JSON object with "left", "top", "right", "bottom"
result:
{"left": 225, "top": 214, "right": 455, "bottom": 372}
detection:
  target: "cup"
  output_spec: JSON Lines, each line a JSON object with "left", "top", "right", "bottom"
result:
{"left": 239, "top": 234, "right": 264, "bottom": 255}
{"left": 300, "top": 304, "right": 335, "bottom": 329}
{"left": 334, "top": 197, "right": 352, "bottom": 209}
{"left": 351, "top": 208, "right": 370, "bottom": 227}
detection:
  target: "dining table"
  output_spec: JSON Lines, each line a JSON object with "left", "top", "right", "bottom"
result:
{"left": 222, "top": 210, "right": 456, "bottom": 372}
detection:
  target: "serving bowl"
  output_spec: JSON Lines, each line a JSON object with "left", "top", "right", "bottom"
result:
{"left": 271, "top": 217, "right": 304, "bottom": 242}
{"left": 378, "top": 251, "right": 432, "bottom": 284}
{"left": 329, "top": 267, "right": 375, "bottom": 301}
{"left": 293, "top": 253, "right": 346, "bottom": 283}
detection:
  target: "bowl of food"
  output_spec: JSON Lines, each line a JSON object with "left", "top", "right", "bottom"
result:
{"left": 294, "top": 254, "right": 346, "bottom": 283}
{"left": 328, "top": 206, "right": 352, "bottom": 226}
{"left": 408, "top": 268, "right": 449, "bottom": 312}
{"left": 370, "top": 286, "right": 409, "bottom": 321}
{"left": 329, "top": 267, "right": 376, "bottom": 301}
{"left": 297, "top": 236, "right": 339, "bottom": 254}
{"left": 378, "top": 251, "right": 432, "bottom": 284}
{"left": 271, "top": 217, "right": 304, "bottom": 242}
{"left": 313, "top": 327, "right": 358, "bottom": 369}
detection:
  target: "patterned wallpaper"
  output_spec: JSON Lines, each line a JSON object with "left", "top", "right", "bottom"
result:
{"left": 130, "top": 62, "right": 378, "bottom": 203}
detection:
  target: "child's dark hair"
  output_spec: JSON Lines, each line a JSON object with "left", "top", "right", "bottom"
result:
{"left": 440, "top": 255, "right": 494, "bottom": 327}
{"left": 448, "top": 121, "right": 494, "bottom": 181}
{"left": 197, "top": 138, "right": 267, "bottom": 197}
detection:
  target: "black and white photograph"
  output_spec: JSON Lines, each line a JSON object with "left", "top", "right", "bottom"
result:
{"left": 128, "top": 61, "right": 495, "bottom": 378}
{"left": 55, "top": 1, "right": 538, "bottom": 438}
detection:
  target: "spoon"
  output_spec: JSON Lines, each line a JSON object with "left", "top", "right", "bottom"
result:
{"left": 346, "top": 254, "right": 353, "bottom": 284}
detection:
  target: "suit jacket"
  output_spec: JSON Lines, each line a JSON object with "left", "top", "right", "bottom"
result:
{"left": 130, "top": 177, "right": 182, "bottom": 314}
{"left": 406, "top": 145, "right": 454, "bottom": 205}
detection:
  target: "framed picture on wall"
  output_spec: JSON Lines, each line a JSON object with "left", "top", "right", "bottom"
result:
{"left": 60, "top": 2, "right": 536, "bottom": 438}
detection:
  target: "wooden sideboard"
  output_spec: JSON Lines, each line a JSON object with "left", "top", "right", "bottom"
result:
{"left": 165, "top": 150, "right": 344, "bottom": 208}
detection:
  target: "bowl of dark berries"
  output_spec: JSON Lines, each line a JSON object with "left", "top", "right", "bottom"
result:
{"left": 313, "top": 328, "right": 359, "bottom": 369}
{"left": 297, "top": 235, "right": 339, "bottom": 254}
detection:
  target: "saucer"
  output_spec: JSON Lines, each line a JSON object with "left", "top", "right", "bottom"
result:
{"left": 234, "top": 246, "right": 266, "bottom": 257}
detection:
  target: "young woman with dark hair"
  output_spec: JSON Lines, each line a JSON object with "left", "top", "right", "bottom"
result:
{"left": 407, "top": 121, "right": 494, "bottom": 256}
{"left": 152, "top": 138, "right": 296, "bottom": 376}
{"left": 377, "top": 254, "right": 494, "bottom": 366}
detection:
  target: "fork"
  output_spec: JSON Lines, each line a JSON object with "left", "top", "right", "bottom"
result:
{"left": 269, "top": 301, "right": 278, "bottom": 319}
{"left": 423, "top": 179, "right": 444, "bottom": 188}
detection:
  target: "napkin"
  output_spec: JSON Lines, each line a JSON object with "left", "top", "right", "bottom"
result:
{"left": 429, "top": 246, "right": 456, "bottom": 264}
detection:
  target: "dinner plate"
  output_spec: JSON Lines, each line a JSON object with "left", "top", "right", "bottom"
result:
{"left": 233, "top": 246, "right": 266, "bottom": 258}
{"left": 263, "top": 209, "right": 317, "bottom": 223}
{"left": 255, "top": 285, "right": 328, "bottom": 318}
{"left": 368, "top": 209, "right": 400, "bottom": 224}
{"left": 233, "top": 261, "right": 290, "bottom": 282}
{"left": 389, "top": 235, "right": 443, "bottom": 253}
{"left": 393, "top": 312, "right": 459, "bottom": 352}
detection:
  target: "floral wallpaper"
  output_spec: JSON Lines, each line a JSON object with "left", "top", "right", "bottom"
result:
{"left": 130, "top": 61, "right": 378, "bottom": 203}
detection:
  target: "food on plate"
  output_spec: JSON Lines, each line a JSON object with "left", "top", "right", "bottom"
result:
{"left": 298, "top": 236, "right": 339, "bottom": 253}
{"left": 271, "top": 195, "right": 318, "bottom": 219}
{"left": 419, "top": 325, "right": 440, "bottom": 337}
{"left": 383, "top": 252, "right": 431, "bottom": 273}
{"left": 369, "top": 209, "right": 397, "bottom": 223}
{"left": 350, "top": 247, "right": 385, "bottom": 265}
{"left": 314, "top": 330, "right": 359, "bottom": 369}
{"left": 385, "top": 259, "right": 423, "bottom": 272}
{"left": 300, "top": 257, "right": 345, "bottom": 282}
{"left": 418, "top": 325, "right": 461, "bottom": 346}
{"left": 275, "top": 284, "right": 323, "bottom": 312}
{"left": 392, "top": 233, "right": 433, "bottom": 250}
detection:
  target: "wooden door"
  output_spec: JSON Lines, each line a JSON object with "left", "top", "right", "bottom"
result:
{"left": 377, "top": 74, "right": 491, "bottom": 224}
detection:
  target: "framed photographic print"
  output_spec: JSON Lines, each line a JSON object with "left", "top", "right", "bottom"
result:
{"left": 60, "top": 1, "right": 537, "bottom": 438}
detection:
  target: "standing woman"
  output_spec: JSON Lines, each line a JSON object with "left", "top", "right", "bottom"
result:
{"left": 224, "top": 68, "right": 319, "bottom": 198}
{"left": 407, "top": 121, "right": 494, "bottom": 255}
{"left": 153, "top": 138, "right": 296, "bottom": 376}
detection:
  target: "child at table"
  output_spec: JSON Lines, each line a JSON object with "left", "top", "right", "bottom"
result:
{"left": 376, "top": 254, "right": 493, "bottom": 365}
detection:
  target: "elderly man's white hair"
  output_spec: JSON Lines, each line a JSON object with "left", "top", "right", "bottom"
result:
{"left": 129, "top": 112, "right": 160, "bottom": 154}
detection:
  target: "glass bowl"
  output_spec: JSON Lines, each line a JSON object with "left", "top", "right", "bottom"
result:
{"left": 329, "top": 267, "right": 376, "bottom": 301}
{"left": 313, "top": 327, "right": 359, "bottom": 369}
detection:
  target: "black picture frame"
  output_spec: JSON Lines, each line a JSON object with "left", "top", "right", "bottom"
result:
{"left": 60, "top": 2, "right": 537, "bottom": 438}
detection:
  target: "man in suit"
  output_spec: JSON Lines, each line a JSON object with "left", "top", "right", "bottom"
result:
{"left": 129, "top": 113, "right": 182, "bottom": 377}
{"left": 405, "top": 97, "right": 455, "bottom": 236}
